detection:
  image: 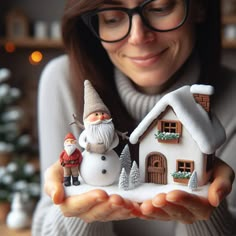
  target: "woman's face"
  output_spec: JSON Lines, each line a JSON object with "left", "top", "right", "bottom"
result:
{"left": 101, "top": 0, "right": 199, "bottom": 94}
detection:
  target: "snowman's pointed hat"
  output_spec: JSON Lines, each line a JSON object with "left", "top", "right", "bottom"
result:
{"left": 83, "top": 80, "right": 110, "bottom": 119}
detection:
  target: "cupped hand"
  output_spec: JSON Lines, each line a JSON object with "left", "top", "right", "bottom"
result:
{"left": 140, "top": 157, "right": 235, "bottom": 224}
{"left": 44, "top": 161, "right": 141, "bottom": 222}
{"left": 140, "top": 191, "right": 211, "bottom": 224}
{"left": 59, "top": 191, "right": 141, "bottom": 222}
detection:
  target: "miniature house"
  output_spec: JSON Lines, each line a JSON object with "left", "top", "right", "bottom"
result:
{"left": 129, "top": 85, "right": 226, "bottom": 186}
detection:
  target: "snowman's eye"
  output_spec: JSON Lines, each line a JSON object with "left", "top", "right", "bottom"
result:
{"left": 95, "top": 113, "right": 99, "bottom": 116}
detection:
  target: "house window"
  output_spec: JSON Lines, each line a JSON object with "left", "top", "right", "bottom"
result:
{"left": 156, "top": 120, "right": 182, "bottom": 143}
{"left": 177, "top": 160, "right": 194, "bottom": 173}
{"left": 163, "top": 121, "right": 178, "bottom": 133}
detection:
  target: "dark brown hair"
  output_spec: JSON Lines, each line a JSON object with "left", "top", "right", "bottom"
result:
{"left": 62, "top": 0, "right": 136, "bottom": 133}
{"left": 195, "top": 0, "right": 222, "bottom": 88}
{"left": 61, "top": 0, "right": 222, "bottom": 133}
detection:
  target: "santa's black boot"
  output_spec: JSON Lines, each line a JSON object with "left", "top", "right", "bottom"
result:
{"left": 64, "top": 176, "right": 71, "bottom": 186}
{"left": 72, "top": 176, "right": 80, "bottom": 186}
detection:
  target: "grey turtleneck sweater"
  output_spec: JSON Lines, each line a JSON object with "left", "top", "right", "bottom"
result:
{"left": 32, "top": 54, "right": 236, "bottom": 236}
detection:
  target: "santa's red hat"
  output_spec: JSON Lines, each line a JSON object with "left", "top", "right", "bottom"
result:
{"left": 64, "top": 133, "right": 76, "bottom": 141}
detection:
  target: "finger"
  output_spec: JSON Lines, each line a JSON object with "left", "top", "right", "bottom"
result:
{"left": 44, "top": 160, "right": 64, "bottom": 204}
{"left": 165, "top": 190, "right": 213, "bottom": 220}
{"left": 153, "top": 198, "right": 195, "bottom": 224}
{"left": 208, "top": 158, "right": 235, "bottom": 207}
{"left": 140, "top": 198, "right": 170, "bottom": 221}
{"left": 141, "top": 194, "right": 193, "bottom": 222}
{"left": 60, "top": 189, "right": 109, "bottom": 217}
{"left": 79, "top": 195, "right": 140, "bottom": 222}
{"left": 101, "top": 207, "right": 136, "bottom": 222}
{"left": 106, "top": 196, "right": 141, "bottom": 219}
{"left": 80, "top": 203, "right": 133, "bottom": 223}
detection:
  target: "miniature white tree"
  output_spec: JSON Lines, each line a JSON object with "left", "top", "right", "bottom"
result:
{"left": 129, "top": 161, "right": 141, "bottom": 189}
{"left": 119, "top": 168, "right": 129, "bottom": 191}
{"left": 188, "top": 170, "right": 198, "bottom": 191}
{"left": 120, "top": 144, "right": 132, "bottom": 174}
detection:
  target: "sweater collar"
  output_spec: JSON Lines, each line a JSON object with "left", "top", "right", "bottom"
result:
{"left": 114, "top": 53, "right": 200, "bottom": 121}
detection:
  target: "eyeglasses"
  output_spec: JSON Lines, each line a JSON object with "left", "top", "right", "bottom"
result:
{"left": 81, "top": 0, "right": 189, "bottom": 43}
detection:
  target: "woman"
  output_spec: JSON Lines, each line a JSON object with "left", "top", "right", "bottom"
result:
{"left": 33, "top": 0, "right": 236, "bottom": 235}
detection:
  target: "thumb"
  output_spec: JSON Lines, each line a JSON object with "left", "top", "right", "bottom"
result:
{"left": 44, "top": 161, "right": 65, "bottom": 204}
{"left": 208, "top": 158, "right": 235, "bottom": 207}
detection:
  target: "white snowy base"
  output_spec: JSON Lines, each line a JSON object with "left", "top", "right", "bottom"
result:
{"left": 65, "top": 179, "right": 209, "bottom": 203}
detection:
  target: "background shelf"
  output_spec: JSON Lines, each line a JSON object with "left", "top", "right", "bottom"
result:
{"left": 0, "top": 38, "right": 63, "bottom": 49}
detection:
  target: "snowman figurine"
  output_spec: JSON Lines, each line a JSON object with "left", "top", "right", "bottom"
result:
{"left": 0, "top": 68, "right": 11, "bottom": 83}
{"left": 6, "top": 192, "right": 30, "bottom": 229}
{"left": 78, "top": 80, "right": 122, "bottom": 186}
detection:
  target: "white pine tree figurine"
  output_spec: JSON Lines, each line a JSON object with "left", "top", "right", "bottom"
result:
{"left": 188, "top": 170, "right": 198, "bottom": 191}
{"left": 119, "top": 168, "right": 129, "bottom": 191}
{"left": 119, "top": 144, "right": 132, "bottom": 174}
{"left": 129, "top": 161, "right": 141, "bottom": 189}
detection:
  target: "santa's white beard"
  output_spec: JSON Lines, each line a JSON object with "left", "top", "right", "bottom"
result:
{"left": 64, "top": 143, "right": 76, "bottom": 156}
{"left": 84, "top": 119, "right": 115, "bottom": 150}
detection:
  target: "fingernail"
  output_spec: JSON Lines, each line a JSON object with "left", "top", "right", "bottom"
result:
{"left": 153, "top": 198, "right": 165, "bottom": 207}
{"left": 165, "top": 194, "right": 176, "bottom": 202}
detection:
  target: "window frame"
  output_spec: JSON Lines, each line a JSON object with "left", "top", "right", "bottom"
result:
{"left": 176, "top": 159, "right": 194, "bottom": 173}
{"left": 157, "top": 119, "right": 182, "bottom": 143}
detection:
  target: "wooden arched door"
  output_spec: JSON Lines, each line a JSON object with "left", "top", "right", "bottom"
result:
{"left": 146, "top": 153, "right": 167, "bottom": 184}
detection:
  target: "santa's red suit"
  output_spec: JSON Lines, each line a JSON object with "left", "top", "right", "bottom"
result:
{"left": 60, "top": 149, "right": 82, "bottom": 168}
{"left": 60, "top": 133, "right": 83, "bottom": 186}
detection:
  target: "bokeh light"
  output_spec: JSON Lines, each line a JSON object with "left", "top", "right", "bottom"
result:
{"left": 29, "top": 51, "right": 43, "bottom": 65}
{"left": 5, "top": 42, "right": 16, "bottom": 53}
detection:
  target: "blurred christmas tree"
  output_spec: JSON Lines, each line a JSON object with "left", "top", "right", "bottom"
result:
{"left": 0, "top": 68, "right": 40, "bottom": 205}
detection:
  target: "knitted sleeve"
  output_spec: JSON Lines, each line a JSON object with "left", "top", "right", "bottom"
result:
{"left": 175, "top": 200, "right": 235, "bottom": 236}
{"left": 185, "top": 200, "right": 235, "bottom": 236}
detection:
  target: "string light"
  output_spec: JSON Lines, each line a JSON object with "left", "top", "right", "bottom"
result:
{"left": 5, "top": 42, "right": 16, "bottom": 53}
{"left": 29, "top": 51, "right": 43, "bottom": 65}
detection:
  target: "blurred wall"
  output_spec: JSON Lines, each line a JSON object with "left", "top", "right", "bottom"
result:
{"left": 0, "top": 0, "right": 65, "bottom": 143}
{"left": 0, "top": 0, "right": 65, "bottom": 21}
{"left": 222, "top": 49, "right": 236, "bottom": 70}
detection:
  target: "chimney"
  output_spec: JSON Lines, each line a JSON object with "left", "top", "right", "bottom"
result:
{"left": 190, "top": 85, "right": 214, "bottom": 113}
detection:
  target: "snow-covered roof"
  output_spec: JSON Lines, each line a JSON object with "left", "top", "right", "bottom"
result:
{"left": 190, "top": 84, "right": 214, "bottom": 95}
{"left": 129, "top": 85, "right": 226, "bottom": 154}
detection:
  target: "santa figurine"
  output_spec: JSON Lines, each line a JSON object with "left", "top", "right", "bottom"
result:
{"left": 78, "top": 80, "right": 122, "bottom": 186}
{"left": 60, "top": 133, "right": 83, "bottom": 186}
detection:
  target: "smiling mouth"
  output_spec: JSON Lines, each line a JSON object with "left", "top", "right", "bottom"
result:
{"left": 128, "top": 49, "right": 167, "bottom": 67}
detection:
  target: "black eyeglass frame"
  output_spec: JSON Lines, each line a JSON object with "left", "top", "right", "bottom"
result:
{"left": 81, "top": 0, "right": 190, "bottom": 43}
